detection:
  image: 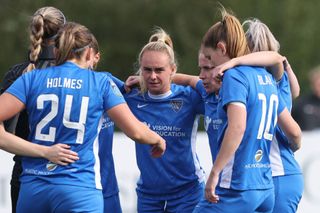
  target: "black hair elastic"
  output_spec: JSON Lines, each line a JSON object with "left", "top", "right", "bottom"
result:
{"left": 222, "top": 19, "right": 226, "bottom": 26}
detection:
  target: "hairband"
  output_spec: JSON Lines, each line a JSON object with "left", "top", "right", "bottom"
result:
{"left": 58, "top": 10, "right": 67, "bottom": 25}
{"left": 72, "top": 44, "right": 91, "bottom": 53}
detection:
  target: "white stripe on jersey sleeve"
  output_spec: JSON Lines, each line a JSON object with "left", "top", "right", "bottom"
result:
{"left": 229, "top": 102, "right": 246, "bottom": 108}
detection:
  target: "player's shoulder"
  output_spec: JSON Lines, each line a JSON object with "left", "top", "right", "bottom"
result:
{"left": 171, "top": 84, "right": 202, "bottom": 103}
{"left": 9, "top": 61, "right": 29, "bottom": 70}
{"left": 97, "top": 71, "right": 112, "bottom": 77}
{"left": 226, "top": 65, "right": 268, "bottom": 82}
{"left": 6, "top": 61, "right": 30, "bottom": 79}
{"left": 91, "top": 70, "right": 112, "bottom": 81}
{"left": 1, "top": 61, "right": 30, "bottom": 92}
{"left": 231, "top": 65, "right": 265, "bottom": 73}
{"left": 171, "top": 83, "right": 194, "bottom": 94}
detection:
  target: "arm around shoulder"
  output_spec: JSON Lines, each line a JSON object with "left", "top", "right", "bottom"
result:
{"left": 172, "top": 73, "right": 199, "bottom": 89}
{"left": 283, "top": 58, "right": 300, "bottom": 99}
{"left": 224, "top": 51, "right": 285, "bottom": 81}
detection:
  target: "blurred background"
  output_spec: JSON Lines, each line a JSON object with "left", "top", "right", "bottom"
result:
{"left": 1, "top": 0, "right": 320, "bottom": 90}
{"left": 1, "top": 0, "right": 320, "bottom": 212}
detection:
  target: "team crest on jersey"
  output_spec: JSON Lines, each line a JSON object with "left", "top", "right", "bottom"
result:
{"left": 110, "top": 80, "right": 123, "bottom": 97}
{"left": 46, "top": 162, "right": 58, "bottom": 171}
{"left": 170, "top": 100, "right": 183, "bottom": 112}
{"left": 255, "top": 150, "right": 263, "bottom": 162}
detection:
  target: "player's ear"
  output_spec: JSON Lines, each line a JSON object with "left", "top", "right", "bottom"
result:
{"left": 217, "top": 42, "right": 227, "bottom": 56}
{"left": 85, "top": 47, "right": 92, "bottom": 61}
{"left": 170, "top": 64, "right": 177, "bottom": 77}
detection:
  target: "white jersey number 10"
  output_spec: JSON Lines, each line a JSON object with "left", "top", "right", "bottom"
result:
{"left": 257, "top": 93, "right": 278, "bottom": 140}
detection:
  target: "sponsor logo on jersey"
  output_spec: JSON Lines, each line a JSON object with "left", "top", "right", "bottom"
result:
{"left": 255, "top": 149, "right": 263, "bottom": 162}
{"left": 170, "top": 99, "right": 183, "bottom": 112}
{"left": 143, "top": 122, "right": 186, "bottom": 137}
{"left": 204, "top": 116, "right": 211, "bottom": 131}
{"left": 101, "top": 116, "right": 114, "bottom": 129}
{"left": 245, "top": 150, "right": 270, "bottom": 169}
{"left": 205, "top": 116, "right": 222, "bottom": 132}
{"left": 46, "top": 162, "right": 58, "bottom": 171}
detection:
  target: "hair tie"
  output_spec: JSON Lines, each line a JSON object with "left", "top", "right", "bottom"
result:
{"left": 72, "top": 44, "right": 91, "bottom": 53}
{"left": 221, "top": 19, "right": 226, "bottom": 26}
{"left": 59, "top": 11, "right": 67, "bottom": 24}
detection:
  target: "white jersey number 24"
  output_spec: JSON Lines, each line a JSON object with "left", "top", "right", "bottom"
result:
{"left": 35, "top": 94, "right": 89, "bottom": 144}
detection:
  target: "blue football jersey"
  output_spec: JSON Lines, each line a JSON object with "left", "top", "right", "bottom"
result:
{"left": 195, "top": 80, "right": 221, "bottom": 163}
{"left": 270, "top": 72, "right": 302, "bottom": 176}
{"left": 6, "top": 62, "right": 125, "bottom": 189}
{"left": 98, "top": 112, "right": 119, "bottom": 197}
{"left": 217, "top": 65, "right": 284, "bottom": 190}
{"left": 98, "top": 72, "right": 124, "bottom": 197}
{"left": 124, "top": 84, "right": 205, "bottom": 199}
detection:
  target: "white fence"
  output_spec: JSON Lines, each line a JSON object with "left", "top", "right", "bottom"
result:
{"left": 0, "top": 131, "right": 319, "bottom": 213}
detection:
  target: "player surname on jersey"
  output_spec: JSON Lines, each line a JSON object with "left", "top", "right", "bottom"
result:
{"left": 47, "top": 77, "right": 83, "bottom": 89}
{"left": 257, "top": 74, "right": 273, "bottom": 86}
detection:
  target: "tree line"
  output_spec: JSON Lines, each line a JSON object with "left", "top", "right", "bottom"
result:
{"left": 1, "top": 0, "right": 320, "bottom": 94}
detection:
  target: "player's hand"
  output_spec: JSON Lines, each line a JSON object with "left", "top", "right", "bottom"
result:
{"left": 212, "top": 65, "right": 225, "bottom": 81}
{"left": 205, "top": 170, "right": 220, "bottom": 203}
{"left": 282, "top": 57, "right": 292, "bottom": 73}
{"left": 124, "top": 75, "right": 140, "bottom": 93}
{"left": 212, "top": 59, "right": 237, "bottom": 82}
{"left": 150, "top": 139, "right": 166, "bottom": 158}
{"left": 44, "top": 144, "right": 79, "bottom": 165}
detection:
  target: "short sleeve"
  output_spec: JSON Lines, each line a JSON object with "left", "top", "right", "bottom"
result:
{"left": 221, "top": 69, "right": 248, "bottom": 108}
{"left": 104, "top": 72, "right": 126, "bottom": 94}
{"left": 102, "top": 77, "right": 126, "bottom": 111}
{"left": 277, "top": 92, "right": 286, "bottom": 116}
{"left": 195, "top": 80, "right": 207, "bottom": 98}
{"left": 190, "top": 87, "right": 205, "bottom": 114}
{"left": 277, "top": 72, "right": 292, "bottom": 110}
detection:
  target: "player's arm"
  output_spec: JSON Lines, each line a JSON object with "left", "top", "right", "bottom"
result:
{"left": 172, "top": 73, "right": 199, "bottom": 89}
{"left": 210, "top": 103, "right": 246, "bottom": 177}
{"left": 0, "top": 93, "right": 79, "bottom": 165}
{"left": 206, "top": 103, "right": 246, "bottom": 203}
{"left": 277, "top": 108, "right": 301, "bottom": 152}
{"left": 283, "top": 58, "right": 300, "bottom": 99}
{"left": 107, "top": 103, "right": 166, "bottom": 157}
{"left": 213, "top": 51, "right": 284, "bottom": 81}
